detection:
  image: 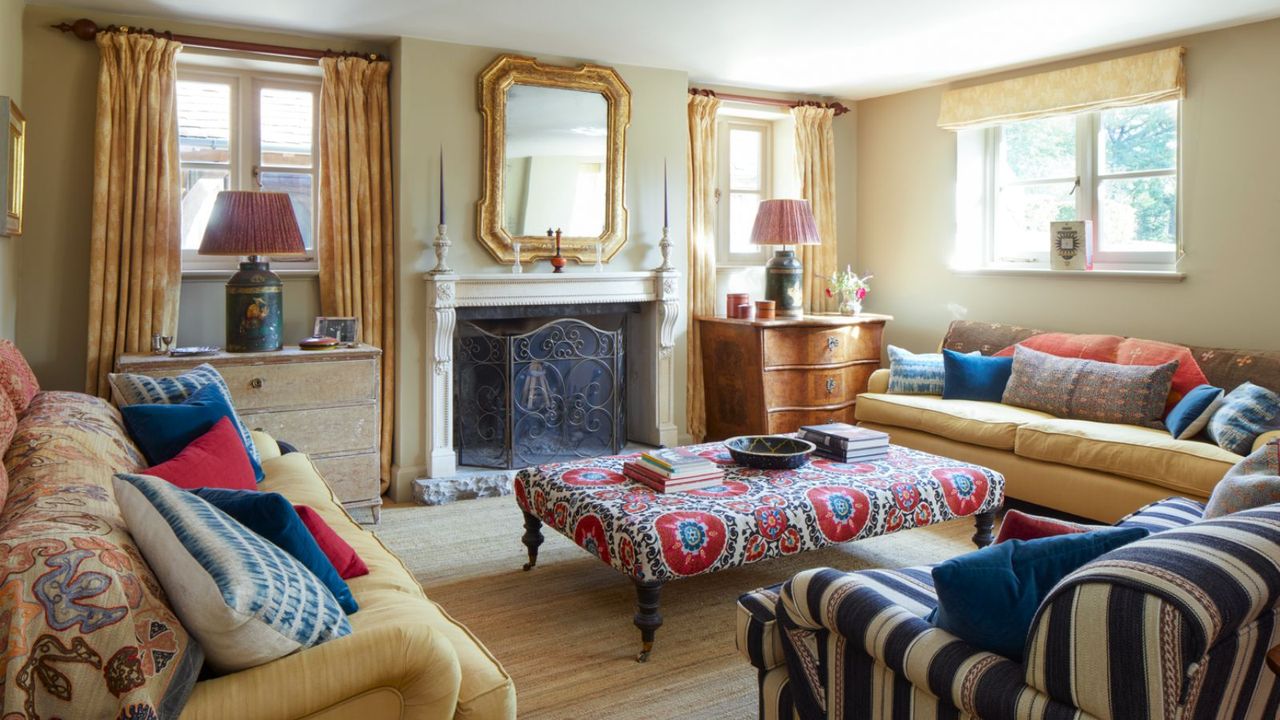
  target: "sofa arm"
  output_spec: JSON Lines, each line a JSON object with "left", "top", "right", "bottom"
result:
{"left": 736, "top": 584, "right": 786, "bottom": 671}
{"left": 181, "top": 621, "right": 463, "bottom": 720}
{"left": 1255, "top": 430, "right": 1280, "bottom": 453}
{"left": 865, "top": 368, "right": 890, "bottom": 394}
{"left": 249, "top": 430, "right": 283, "bottom": 462}
{"left": 776, "top": 568, "right": 1056, "bottom": 719}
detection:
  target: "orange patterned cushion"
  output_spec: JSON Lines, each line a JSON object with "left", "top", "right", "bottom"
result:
{"left": 1115, "top": 338, "right": 1210, "bottom": 412}
{"left": 993, "top": 332, "right": 1124, "bottom": 363}
{"left": 0, "top": 340, "right": 39, "bottom": 413}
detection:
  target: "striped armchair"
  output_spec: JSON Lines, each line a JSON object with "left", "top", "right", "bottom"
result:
{"left": 737, "top": 499, "right": 1280, "bottom": 719}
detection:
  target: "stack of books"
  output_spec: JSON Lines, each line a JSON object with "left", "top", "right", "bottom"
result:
{"left": 622, "top": 447, "right": 726, "bottom": 493}
{"left": 799, "top": 423, "right": 890, "bottom": 463}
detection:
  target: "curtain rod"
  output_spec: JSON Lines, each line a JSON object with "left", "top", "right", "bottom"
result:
{"left": 53, "top": 18, "right": 387, "bottom": 63}
{"left": 689, "top": 87, "right": 850, "bottom": 116}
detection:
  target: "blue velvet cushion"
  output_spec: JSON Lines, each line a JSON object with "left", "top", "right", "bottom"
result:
{"left": 1208, "top": 382, "right": 1280, "bottom": 455}
{"left": 192, "top": 488, "right": 358, "bottom": 615}
{"left": 1165, "top": 384, "right": 1225, "bottom": 440}
{"left": 928, "top": 526, "right": 1149, "bottom": 660}
{"left": 121, "top": 383, "right": 264, "bottom": 480}
{"left": 942, "top": 349, "right": 1015, "bottom": 401}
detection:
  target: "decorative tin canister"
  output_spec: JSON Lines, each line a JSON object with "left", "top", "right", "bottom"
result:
{"left": 225, "top": 260, "right": 284, "bottom": 352}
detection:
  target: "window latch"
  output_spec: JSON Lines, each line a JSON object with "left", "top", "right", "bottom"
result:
{"left": 1069, "top": 176, "right": 1080, "bottom": 195}
{"left": 252, "top": 165, "right": 263, "bottom": 189}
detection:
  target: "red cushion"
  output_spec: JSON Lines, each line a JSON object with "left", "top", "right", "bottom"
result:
{"left": 143, "top": 416, "right": 257, "bottom": 491}
{"left": 0, "top": 339, "right": 39, "bottom": 413}
{"left": 295, "top": 505, "right": 369, "bottom": 579}
{"left": 994, "top": 333, "right": 1124, "bottom": 362}
{"left": 995, "top": 509, "right": 1091, "bottom": 544}
{"left": 1114, "top": 338, "right": 1210, "bottom": 413}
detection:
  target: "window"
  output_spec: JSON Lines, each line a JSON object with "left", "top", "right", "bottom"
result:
{"left": 177, "top": 65, "right": 319, "bottom": 271}
{"left": 716, "top": 119, "right": 772, "bottom": 265}
{"left": 959, "top": 99, "right": 1179, "bottom": 270}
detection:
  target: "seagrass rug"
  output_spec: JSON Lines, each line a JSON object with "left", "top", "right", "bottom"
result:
{"left": 375, "top": 496, "right": 978, "bottom": 719}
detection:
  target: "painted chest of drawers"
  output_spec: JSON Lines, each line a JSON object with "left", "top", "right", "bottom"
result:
{"left": 696, "top": 314, "right": 891, "bottom": 441}
{"left": 115, "top": 346, "right": 383, "bottom": 521}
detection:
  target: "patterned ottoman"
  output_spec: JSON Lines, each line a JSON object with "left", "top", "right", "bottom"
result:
{"left": 514, "top": 441, "right": 1005, "bottom": 661}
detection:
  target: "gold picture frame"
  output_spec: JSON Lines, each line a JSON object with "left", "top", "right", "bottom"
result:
{"left": 1, "top": 97, "right": 24, "bottom": 237}
{"left": 476, "top": 54, "right": 631, "bottom": 265}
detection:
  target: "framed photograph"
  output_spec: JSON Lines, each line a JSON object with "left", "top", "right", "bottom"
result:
{"left": 313, "top": 316, "right": 360, "bottom": 343}
{"left": 1, "top": 97, "right": 25, "bottom": 237}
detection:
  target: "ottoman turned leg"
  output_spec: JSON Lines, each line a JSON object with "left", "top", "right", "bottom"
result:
{"left": 521, "top": 511, "right": 544, "bottom": 571}
{"left": 972, "top": 510, "right": 996, "bottom": 548}
{"left": 633, "top": 580, "right": 664, "bottom": 663}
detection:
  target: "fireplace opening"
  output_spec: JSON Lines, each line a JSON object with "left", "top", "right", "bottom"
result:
{"left": 455, "top": 313, "right": 627, "bottom": 469}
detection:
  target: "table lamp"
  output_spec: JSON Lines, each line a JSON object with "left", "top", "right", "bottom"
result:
{"left": 198, "top": 191, "right": 305, "bottom": 352}
{"left": 749, "top": 199, "right": 822, "bottom": 319}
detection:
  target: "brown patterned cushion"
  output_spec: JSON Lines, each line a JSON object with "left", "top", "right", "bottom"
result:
{"left": 1002, "top": 346, "right": 1178, "bottom": 428}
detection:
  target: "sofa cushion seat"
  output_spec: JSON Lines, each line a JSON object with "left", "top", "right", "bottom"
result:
{"left": 856, "top": 392, "right": 1056, "bottom": 450}
{"left": 1014, "top": 419, "right": 1242, "bottom": 497}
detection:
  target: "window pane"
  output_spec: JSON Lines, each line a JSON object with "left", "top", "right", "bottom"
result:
{"left": 999, "top": 115, "right": 1076, "bottom": 181}
{"left": 994, "top": 181, "right": 1076, "bottom": 256}
{"left": 1098, "top": 176, "right": 1176, "bottom": 250}
{"left": 260, "top": 171, "right": 314, "bottom": 250}
{"left": 180, "top": 168, "right": 230, "bottom": 250}
{"left": 728, "top": 128, "right": 762, "bottom": 191}
{"left": 728, "top": 192, "right": 761, "bottom": 254}
{"left": 260, "top": 87, "right": 314, "bottom": 168}
{"left": 178, "top": 81, "right": 231, "bottom": 164}
{"left": 1099, "top": 101, "right": 1177, "bottom": 174}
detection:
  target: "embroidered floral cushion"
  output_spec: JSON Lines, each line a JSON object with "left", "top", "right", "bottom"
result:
{"left": 0, "top": 392, "right": 202, "bottom": 720}
{"left": 0, "top": 339, "right": 39, "bottom": 414}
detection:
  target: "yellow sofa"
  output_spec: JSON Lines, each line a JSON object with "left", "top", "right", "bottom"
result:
{"left": 856, "top": 321, "right": 1280, "bottom": 522}
{"left": 180, "top": 433, "right": 517, "bottom": 719}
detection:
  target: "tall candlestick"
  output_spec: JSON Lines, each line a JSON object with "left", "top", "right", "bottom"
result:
{"left": 663, "top": 158, "right": 668, "bottom": 228}
{"left": 439, "top": 147, "right": 446, "bottom": 225}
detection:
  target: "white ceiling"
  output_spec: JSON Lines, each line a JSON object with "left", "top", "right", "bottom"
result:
{"left": 39, "top": 0, "right": 1280, "bottom": 98}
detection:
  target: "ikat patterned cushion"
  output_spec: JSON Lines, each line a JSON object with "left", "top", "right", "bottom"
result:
{"left": 1203, "top": 439, "right": 1280, "bottom": 518}
{"left": 1207, "top": 382, "right": 1280, "bottom": 455}
{"left": 1002, "top": 345, "right": 1177, "bottom": 428}
{"left": 108, "top": 363, "right": 263, "bottom": 481}
{"left": 112, "top": 472, "right": 352, "bottom": 674}
{"left": 888, "top": 345, "right": 977, "bottom": 395}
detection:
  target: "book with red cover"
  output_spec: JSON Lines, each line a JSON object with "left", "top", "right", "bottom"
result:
{"left": 623, "top": 462, "right": 724, "bottom": 492}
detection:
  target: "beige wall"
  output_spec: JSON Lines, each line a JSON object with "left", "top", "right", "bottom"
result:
{"left": 390, "top": 37, "right": 693, "bottom": 497}
{"left": 17, "top": 5, "right": 379, "bottom": 388}
{"left": 857, "top": 19, "right": 1280, "bottom": 356}
{"left": 0, "top": 0, "right": 22, "bottom": 340}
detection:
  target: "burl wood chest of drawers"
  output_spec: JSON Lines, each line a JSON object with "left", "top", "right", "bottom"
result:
{"left": 114, "top": 346, "right": 383, "bottom": 521}
{"left": 697, "top": 314, "right": 891, "bottom": 441}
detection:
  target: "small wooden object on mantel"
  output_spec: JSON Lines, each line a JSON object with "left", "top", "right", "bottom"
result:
{"left": 548, "top": 228, "right": 566, "bottom": 273}
{"left": 696, "top": 312, "right": 892, "bottom": 441}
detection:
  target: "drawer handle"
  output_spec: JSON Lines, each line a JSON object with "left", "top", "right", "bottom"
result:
{"left": 826, "top": 417, "right": 837, "bottom": 424}
{"left": 249, "top": 377, "right": 266, "bottom": 390}
{"left": 825, "top": 377, "right": 837, "bottom": 394}
{"left": 826, "top": 336, "right": 840, "bottom": 351}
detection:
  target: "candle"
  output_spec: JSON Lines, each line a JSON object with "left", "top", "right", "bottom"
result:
{"left": 439, "top": 147, "right": 446, "bottom": 226}
{"left": 663, "top": 158, "right": 669, "bottom": 228}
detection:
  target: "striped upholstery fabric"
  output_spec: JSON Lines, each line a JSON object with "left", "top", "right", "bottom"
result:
{"left": 108, "top": 363, "right": 263, "bottom": 474}
{"left": 750, "top": 504, "right": 1280, "bottom": 719}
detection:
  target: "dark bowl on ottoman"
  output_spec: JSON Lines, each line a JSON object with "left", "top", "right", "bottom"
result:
{"left": 724, "top": 435, "right": 816, "bottom": 470}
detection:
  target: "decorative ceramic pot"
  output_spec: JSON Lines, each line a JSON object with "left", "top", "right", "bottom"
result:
{"left": 723, "top": 435, "right": 816, "bottom": 469}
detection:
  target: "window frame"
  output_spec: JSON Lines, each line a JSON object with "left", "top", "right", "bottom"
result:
{"left": 973, "top": 101, "right": 1180, "bottom": 271}
{"left": 715, "top": 117, "right": 773, "bottom": 267}
{"left": 177, "top": 64, "right": 321, "bottom": 274}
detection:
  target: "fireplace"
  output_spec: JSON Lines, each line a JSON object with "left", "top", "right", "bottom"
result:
{"left": 455, "top": 314, "right": 627, "bottom": 468}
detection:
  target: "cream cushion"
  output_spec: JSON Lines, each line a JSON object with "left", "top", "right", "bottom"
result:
{"left": 856, "top": 393, "right": 1056, "bottom": 450}
{"left": 1014, "top": 419, "right": 1243, "bottom": 497}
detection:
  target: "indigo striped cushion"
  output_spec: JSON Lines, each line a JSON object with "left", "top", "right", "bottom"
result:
{"left": 109, "top": 364, "right": 263, "bottom": 480}
{"left": 1207, "top": 382, "right": 1280, "bottom": 455}
{"left": 888, "top": 346, "right": 949, "bottom": 395}
{"left": 113, "top": 473, "right": 352, "bottom": 673}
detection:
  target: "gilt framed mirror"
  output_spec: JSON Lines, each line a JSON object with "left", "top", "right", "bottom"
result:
{"left": 477, "top": 54, "right": 631, "bottom": 264}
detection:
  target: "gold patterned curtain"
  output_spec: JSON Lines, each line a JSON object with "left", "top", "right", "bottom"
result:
{"left": 318, "top": 56, "right": 396, "bottom": 492}
{"left": 686, "top": 93, "right": 720, "bottom": 443}
{"left": 793, "top": 105, "right": 838, "bottom": 313}
{"left": 938, "top": 47, "right": 1185, "bottom": 130}
{"left": 85, "top": 32, "right": 183, "bottom": 397}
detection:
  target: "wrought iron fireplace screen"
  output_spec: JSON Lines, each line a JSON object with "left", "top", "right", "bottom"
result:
{"left": 455, "top": 316, "right": 626, "bottom": 469}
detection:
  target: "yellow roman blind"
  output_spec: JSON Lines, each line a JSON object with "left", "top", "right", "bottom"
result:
{"left": 937, "top": 46, "right": 1185, "bottom": 131}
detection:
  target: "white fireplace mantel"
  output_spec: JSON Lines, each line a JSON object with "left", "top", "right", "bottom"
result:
{"left": 421, "top": 269, "right": 680, "bottom": 482}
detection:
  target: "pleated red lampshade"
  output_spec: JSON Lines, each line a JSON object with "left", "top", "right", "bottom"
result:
{"left": 749, "top": 199, "right": 822, "bottom": 246}
{"left": 198, "top": 191, "right": 305, "bottom": 257}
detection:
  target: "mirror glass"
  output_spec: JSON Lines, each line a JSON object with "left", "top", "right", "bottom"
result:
{"left": 502, "top": 84, "right": 608, "bottom": 238}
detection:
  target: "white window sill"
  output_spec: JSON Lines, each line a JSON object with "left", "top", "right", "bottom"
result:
{"left": 950, "top": 266, "right": 1185, "bottom": 282}
{"left": 182, "top": 268, "right": 320, "bottom": 281}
